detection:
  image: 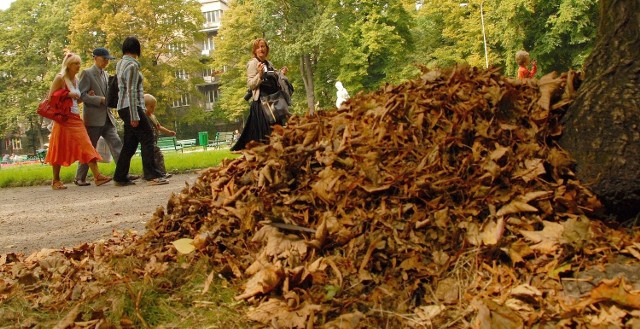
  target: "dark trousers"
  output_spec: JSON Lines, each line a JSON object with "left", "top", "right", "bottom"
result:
{"left": 114, "top": 107, "right": 163, "bottom": 182}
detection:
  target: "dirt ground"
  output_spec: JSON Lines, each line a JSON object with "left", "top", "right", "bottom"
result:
{"left": 0, "top": 172, "right": 200, "bottom": 255}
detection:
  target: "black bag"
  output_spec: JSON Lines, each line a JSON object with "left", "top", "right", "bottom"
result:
{"left": 106, "top": 75, "right": 119, "bottom": 108}
{"left": 260, "top": 91, "right": 291, "bottom": 125}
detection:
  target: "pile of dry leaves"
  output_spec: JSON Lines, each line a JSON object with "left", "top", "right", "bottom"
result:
{"left": 3, "top": 66, "right": 640, "bottom": 328}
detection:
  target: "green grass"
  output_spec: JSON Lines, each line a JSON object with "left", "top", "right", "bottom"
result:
{"left": 0, "top": 255, "right": 250, "bottom": 328}
{"left": 0, "top": 148, "right": 239, "bottom": 188}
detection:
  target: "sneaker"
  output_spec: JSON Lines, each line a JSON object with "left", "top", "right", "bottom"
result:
{"left": 73, "top": 179, "right": 91, "bottom": 186}
{"left": 127, "top": 174, "right": 141, "bottom": 181}
{"left": 163, "top": 173, "right": 173, "bottom": 179}
{"left": 114, "top": 180, "right": 136, "bottom": 187}
{"left": 147, "top": 178, "right": 169, "bottom": 186}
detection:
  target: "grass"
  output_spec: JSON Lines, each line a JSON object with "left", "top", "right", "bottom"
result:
{"left": 0, "top": 255, "right": 250, "bottom": 328}
{"left": 0, "top": 148, "right": 239, "bottom": 188}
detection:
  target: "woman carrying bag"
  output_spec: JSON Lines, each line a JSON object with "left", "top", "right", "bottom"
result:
{"left": 231, "top": 38, "right": 288, "bottom": 151}
{"left": 44, "top": 52, "right": 112, "bottom": 189}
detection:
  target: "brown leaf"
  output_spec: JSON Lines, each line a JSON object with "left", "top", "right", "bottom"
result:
{"left": 520, "top": 221, "right": 564, "bottom": 253}
{"left": 235, "top": 264, "right": 284, "bottom": 300}
{"left": 246, "top": 299, "right": 321, "bottom": 328}
{"left": 472, "top": 298, "right": 524, "bottom": 329}
{"left": 496, "top": 201, "right": 538, "bottom": 217}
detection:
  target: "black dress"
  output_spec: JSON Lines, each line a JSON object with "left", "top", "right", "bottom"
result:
{"left": 231, "top": 63, "right": 280, "bottom": 151}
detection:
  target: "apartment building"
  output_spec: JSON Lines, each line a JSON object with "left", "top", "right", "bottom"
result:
{"left": 195, "top": 0, "right": 228, "bottom": 112}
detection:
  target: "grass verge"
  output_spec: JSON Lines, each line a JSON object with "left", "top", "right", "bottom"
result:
{"left": 0, "top": 256, "right": 249, "bottom": 328}
{"left": 0, "top": 148, "right": 239, "bottom": 188}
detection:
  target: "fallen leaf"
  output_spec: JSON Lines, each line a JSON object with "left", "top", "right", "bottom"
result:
{"left": 171, "top": 238, "right": 196, "bottom": 254}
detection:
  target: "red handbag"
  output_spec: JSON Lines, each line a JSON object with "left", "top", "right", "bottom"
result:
{"left": 37, "top": 89, "right": 71, "bottom": 123}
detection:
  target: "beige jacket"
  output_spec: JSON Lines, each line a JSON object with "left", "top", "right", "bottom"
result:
{"left": 247, "top": 57, "right": 270, "bottom": 101}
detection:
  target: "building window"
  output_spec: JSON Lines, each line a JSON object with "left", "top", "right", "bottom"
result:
{"left": 203, "top": 10, "right": 222, "bottom": 26}
{"left": 203, "top": 68, "right": 213, "bottom": 78}
{"left": 172, "top": 94, "right": 190, "bottom": 108}
{"left": 206, "top": 89, "right": 219, "bottom": 103}
{"left": 175, "top": 69, "right": 189, "bottom": 80}
{"left": 203, "top": 36, "right": 215, "bottom": 52}
{"left": 204, "top": 89, "right": 219, "bottom": 111}
{"left": 168, "top": 43, "right": 186, "bottom": 54}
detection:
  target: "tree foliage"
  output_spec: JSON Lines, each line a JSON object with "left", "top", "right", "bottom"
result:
{"left": 0, "top": 0, "right": 75, "bottom": 150}
{"left": 0, "top": 0, "right": 599, "bottom": 145}
{"left": 68, "top": 0, "right": 206, "bottom": 132}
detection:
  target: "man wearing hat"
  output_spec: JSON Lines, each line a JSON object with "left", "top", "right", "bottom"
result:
{"left": 74, "top": 47, "right": 138, "bottom": 185}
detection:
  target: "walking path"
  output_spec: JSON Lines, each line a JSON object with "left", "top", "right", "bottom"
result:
{"left": 0, "top": 172, "right": 200, "bottom": 255}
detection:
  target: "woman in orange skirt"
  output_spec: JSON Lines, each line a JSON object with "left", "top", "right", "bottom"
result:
{"left": 45, "top": 52, "right": 112, "bottom": 190}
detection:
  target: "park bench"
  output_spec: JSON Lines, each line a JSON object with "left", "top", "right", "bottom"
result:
{"left": 177, "top": 139, "right": 197, "bottom": 148}
{"left": 208, "top": 131, "right": 235, "bottom": 149}
{"left": 136, "top": 136, "right": 183, "bottom": 154}
{"left": 157, "top": 137, "right": 183, "bottom": 152}
{"left": 36, "top": 149, "right": 47, "bottom": 163}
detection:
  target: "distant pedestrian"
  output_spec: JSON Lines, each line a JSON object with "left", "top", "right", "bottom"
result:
{"left": 144, "top": 94, "right": 174, "bottom": 179}
{"left": 516, "top": 50, "right": 537, "bottom": 80}
{"left": 112, "top": 36, "right": 168, "bottom": 186}
{"left": 231, "top": 38, "right": 287, "bottom": 151}
{"left": 74, "top": 47, "right": 139, "bottom": 186}
{"left": 44, "top": 52, "right": 112, "bottom": 190}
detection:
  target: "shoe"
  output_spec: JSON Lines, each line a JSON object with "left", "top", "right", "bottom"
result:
{"left": 94, "top": 175, "right": 112, "bottom": 186}
{"left": 127, "top": 174, "right": 141, "bottom": 181}
{"left": 114, "top": 180, "right": 136, "bottom": 187}
{"left": 163, "top": 173, "right": 173, "bottom": 179}
{"left": 73, "top": 179, "right": 91, "bottom": 186}
{"left": 147, "top": 178, "right": 169, "bottom": 186}
{"left": 52, "top": 180, "right": 67, "bottom": 190}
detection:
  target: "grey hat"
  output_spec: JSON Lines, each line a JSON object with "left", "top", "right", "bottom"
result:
{"left": 92, "top": 47, "right": 115, "bottom": 60}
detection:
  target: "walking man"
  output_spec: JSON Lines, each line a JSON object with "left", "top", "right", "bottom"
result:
{"left": 74, "top": 47, "right": 138, "bottom": 185}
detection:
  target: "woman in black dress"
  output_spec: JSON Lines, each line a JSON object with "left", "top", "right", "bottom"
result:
{"left": 231, "top": 38, "right": 282, "bottom": 151}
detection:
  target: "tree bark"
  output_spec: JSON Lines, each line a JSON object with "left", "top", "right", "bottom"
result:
{"left": 299, "top": 54, "right": 316, "bottom": 115}
{"left": 559, "top": 0, "right": 640, "bottom": 219}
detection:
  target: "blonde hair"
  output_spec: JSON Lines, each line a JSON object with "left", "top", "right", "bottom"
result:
{"left": 515, "top": 50, "right": 530, "bottom": 66}
{"left": 144, "top": 93, "right": 157, "bottom": 105}
{"left": 58, "top": 52, "right": 81, "bottom": 78}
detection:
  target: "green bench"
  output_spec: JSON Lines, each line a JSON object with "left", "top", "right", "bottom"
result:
{"left": 177, "top": 139, "right": 197, "bottom": 148}
{"left": 136, "top": 136, "right": 183, "bottom": 154}
{"left": 207, "top": 131, "right": 236, "bottom": 149}
{"left": 157, "top": 136, "right": 182, "bottom": 152}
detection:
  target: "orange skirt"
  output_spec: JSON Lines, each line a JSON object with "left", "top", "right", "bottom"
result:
{"left": 44, "top": 114, "right": 102, "bottom": 166}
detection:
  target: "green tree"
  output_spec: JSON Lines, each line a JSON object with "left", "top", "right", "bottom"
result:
{"left": 68, "top": 0, "right": 206, "bottom": 134}
{"left": 331, "top": 0, "right": 415, "bottom": 92}
{"left": 211, "top": 0, "right": 261, "bottom": 120}
{"left": 491, "top": 0, "right": 597, "bottom": 76}
{"left": 0, "top": 0, "right": 75, "bottom": 152}
{"left": 256, "top": 0, "right": 338, "bottom": 114}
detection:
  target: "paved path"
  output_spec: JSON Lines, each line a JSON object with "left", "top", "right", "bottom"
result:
{"left": 0, "top": 172, "right": 200, "bottom": 255}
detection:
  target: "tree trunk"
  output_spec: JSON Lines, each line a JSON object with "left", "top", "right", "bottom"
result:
{"left": 299, "top": 54, "right": 316, "bottom": 115}
{"left": 559, "top": 0, "right": 640, "bottom": 219}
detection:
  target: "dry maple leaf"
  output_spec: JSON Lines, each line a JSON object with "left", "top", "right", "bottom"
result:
{"left": 235, "top": 264, "right": 284, "bottom": 300}
{"left": 519, "top": 220, "right": 564, "bottom": 253}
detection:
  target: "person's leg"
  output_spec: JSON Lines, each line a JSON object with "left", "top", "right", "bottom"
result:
{"left": 134, "top": 108, "right": 164, "bottom": 180}
{"left": 101, "top": 122, "right": 123, "bottom": 164}
{"left": 52, "top": 165, "right": 61, "bottom": 181}
{"left": 74, "top": 126, "right": 101, "bottom": 183}
{"left": 88, "top": 160, "right": 112, "bottom": 186}
{"left": 52, "top": 164, "right": 66, "bottom": 190}
{"left": 153, "top": 144, "right": 166, "bottom": 175}
{"left": 114, "top": 109, "right": 139, "bottom": 183}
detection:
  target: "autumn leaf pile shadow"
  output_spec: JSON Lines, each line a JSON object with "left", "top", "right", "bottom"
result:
{"left": 3, "top": 66, "right": 640, "bottom": 328}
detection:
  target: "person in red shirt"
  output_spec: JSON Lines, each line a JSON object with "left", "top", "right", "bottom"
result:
{"left": 516, "top": 50, "right": 537, "bottom": 79}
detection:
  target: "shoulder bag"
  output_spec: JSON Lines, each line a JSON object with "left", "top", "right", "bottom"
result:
{"left": 260, "top": 90, "right": 291, "bottom": 125}
{"left": 37, "top": 88, "right": 71, "bottom": 123}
